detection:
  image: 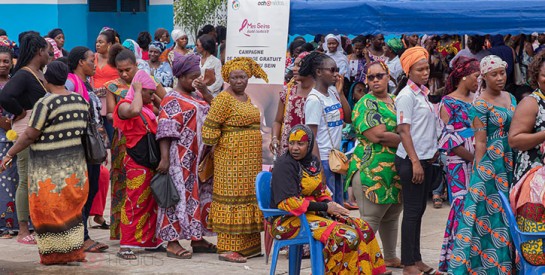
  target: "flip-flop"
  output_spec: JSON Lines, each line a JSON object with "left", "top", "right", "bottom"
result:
{"left": 384, "top": 258, "right": 404, "bottom": 268}
{"left": 17, "top": 235, "right": 37, "bottom": 245}
{"left": 219, "top": 251, "right": 247, "bottom": 263}
{"left": 191, "top": 242, "right": 217, "bottom": 253}
{"left": 91, "top": 221, "right": 110, "bottom": 230}
{"left": 117, "top": 250, "right": 137, "bottom": 260}
{"left": 167, "top": 247, "right": 192, "bottom": 259}
{"left": 0, "top": 231, "right": 13, "bottom": 239}
{"left": 84, "top": 241, "right": 109, "bottom": 253}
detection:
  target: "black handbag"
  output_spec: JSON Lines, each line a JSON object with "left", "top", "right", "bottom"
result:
{"left": 82, "top": 107, "right": 107, "bottom": 164}
{"left": 126, "top": 114, "right": 160, "bottom": 169}
{"left": 150, "top": 173, "right": 180, "bottom": 208}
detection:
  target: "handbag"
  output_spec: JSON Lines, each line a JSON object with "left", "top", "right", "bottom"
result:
{"left": 150, "top": 173, "right": 180, "bottom": 208}
{"left": 82, "top": 100, "right": 107, "bottom": 164}
{"left": 308, "top": 94, "right": 349, "bottom": 175}
{"left": 126, "top": 114, "right": 160, "bottom": 169}
{"left": 198, "top": 151, "right": 214, "bottom": 182}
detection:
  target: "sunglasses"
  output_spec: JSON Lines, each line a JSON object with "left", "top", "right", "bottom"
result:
{"left": 367, "top": 73, "right": 387, "bottom": 81}
{"left": 319, "top": 67, "right": 340, "bottom": 73}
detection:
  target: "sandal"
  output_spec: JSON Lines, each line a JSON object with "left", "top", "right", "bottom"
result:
{"left": 0, "top": 231, "right": 13, "bottom": 239}
{"left": 219, "top": 251, "right": 247, "bottom": 263}
{"left": 167, "top": 247, "right": 192, "bottom": 259}
{"left": 145, "top": 245, "right": 167, "bottom": 252}
{"left": 191, "top": 241, "right": 218, "bottom": 253}
{"left": 432, "top": 197, "right": 443, "bottom": 209}
{"left": 91, "top": 221, "right": 110, "bottom": 230}
{"left": 17, "top": 235, "right": 37, "bottom": 245}
{"left": 421, "top": 268, "right": 443, "bottom": 275}
{"left": 84, "top": 241, "right": 109, "bottom": 253}
{"left": 384, "top": 258, "right": 404, "bottom": 268}
{"left": 116, "top": 250, "right": 137, "bottom": 260}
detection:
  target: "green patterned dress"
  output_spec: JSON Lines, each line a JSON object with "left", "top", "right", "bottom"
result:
{"left": 345, "top": 93, "right": 401, "bottom": 205}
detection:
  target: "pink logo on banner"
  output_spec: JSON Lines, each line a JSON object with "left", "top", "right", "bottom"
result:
{"left": 239, "top": 19, "right": 251, "bottom": 37}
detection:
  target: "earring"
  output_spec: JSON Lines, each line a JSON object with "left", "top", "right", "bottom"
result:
{"left": 462, "top": 76, "right": 467, "bottom": 81}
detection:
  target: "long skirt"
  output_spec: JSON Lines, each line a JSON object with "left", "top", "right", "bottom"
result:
{"left": 119, "top": 155, "right": 161, "bottom": 248}
{"left": 110, "top": 130, "right": 126, "bottom": 240}
{"left": 272, "top": 213, "right": 387, "bottom": 274}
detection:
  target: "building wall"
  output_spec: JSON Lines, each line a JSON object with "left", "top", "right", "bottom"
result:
{"left": 0, "top": 0, "right": 173, "bottom": 51}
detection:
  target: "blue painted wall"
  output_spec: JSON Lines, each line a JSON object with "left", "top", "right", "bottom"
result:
{"left": 0, "top": 3, "right": 173, "bottom": 51}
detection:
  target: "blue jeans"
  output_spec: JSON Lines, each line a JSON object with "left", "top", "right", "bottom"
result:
{"left": 321, "top": 160, "right": 343, "bottom": 204}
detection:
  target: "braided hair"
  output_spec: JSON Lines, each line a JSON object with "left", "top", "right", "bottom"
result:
{"left": 529, "top": 50, "right": 545, "bottom": 89}
{"left": 13, "top": 32, "right": 48, "bottom": 73}
{"left": 68, "top": 46, "right": 91, "bottom": 72}
{"left": 298, "top": 51, "right": 331, "bottom": 79}
{"left": 107, "top": 43, "right": 136, "bottom": 68}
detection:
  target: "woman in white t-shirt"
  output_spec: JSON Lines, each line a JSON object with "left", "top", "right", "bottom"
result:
{"left": 302, "top": 52, "right": 352, "bottom": 204}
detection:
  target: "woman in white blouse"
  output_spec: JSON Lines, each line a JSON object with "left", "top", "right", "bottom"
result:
{"left": 195, "top": 34, "right": 223, "bottom": 96}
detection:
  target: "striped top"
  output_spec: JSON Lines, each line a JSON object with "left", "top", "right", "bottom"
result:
{"left": 29, "top": 93, "right": 89, "bottom": 152}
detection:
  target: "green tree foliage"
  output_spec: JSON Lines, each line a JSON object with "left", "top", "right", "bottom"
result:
{"left": 174, "top": 0, "right": 227, "bottom": 41}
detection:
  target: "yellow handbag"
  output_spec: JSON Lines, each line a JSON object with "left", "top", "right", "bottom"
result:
{"left": 198, "top": 152, "right": 214, "bottom": 182}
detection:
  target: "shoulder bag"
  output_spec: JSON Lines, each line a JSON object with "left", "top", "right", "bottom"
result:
{"left": 308, "top": 94, "right": 349, "bottom": 175}
{"left": 126, "top": 114, "right": 160, "bottom": 169}
{"left": 82, "top": 107, "right": 107, "bottom": 164}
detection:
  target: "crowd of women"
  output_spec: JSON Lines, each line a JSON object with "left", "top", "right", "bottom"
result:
{"left": 1, "top": 25, "right": 545, "bottom": 274}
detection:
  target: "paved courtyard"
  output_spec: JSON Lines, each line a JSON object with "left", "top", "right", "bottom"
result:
{"left": 0, "top": 200, "right": 449, "bottom": 275}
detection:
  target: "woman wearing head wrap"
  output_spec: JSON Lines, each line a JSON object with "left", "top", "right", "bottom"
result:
{"left": 394, "top": 46, "right": 442, "bottom": 275}
{"left": 113, "top": 69, "right": 164, "bottom": 260}
{"left": 1, "top": 61, "right": 89, "bottom": 264}
{"left": 201, "top": 57, "right": 268, "bottom": 263}
{"left": 508, "top": 52, "right": 545, "bottom": 267}
{"left": 155, "top": 54, "right": 216, "bottom": 259}
{"left": 448, "top": 55, "right": 516, "bottom": 274}
{"left": 47, "top": 28, "right": 68, "bottom": 56}
{"left": 323, "top": 34, "right": 350, "bottom": 78}
{"left": 105, "top": 44, "right": 167, "bottom": 240}
{"left": 436, "top": 57, "right": 480, "bottom": 272}
{"left": 271, "top": 124, "right": 387, "bottom": 274}
{"left": 162, "top": 29, "right": 191, "bottom": 65}
{"left": 45, "top": 37, "right": 62, "bottom": 60}
{"left": 384, "top": 38, "right": 403, "bottom": 90}
{"left": 122, "top": 39, "right": 151, "bottom": 74}
{"left": 271, "top": 51, "right": 314, "bottom": 157}
{"left": 147, "top": 41, "right": 173, "bottom": 87}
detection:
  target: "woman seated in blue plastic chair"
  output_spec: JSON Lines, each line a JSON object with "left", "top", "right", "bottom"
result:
{"left": 270, "top": 124, "right": 387, "bottom": 274}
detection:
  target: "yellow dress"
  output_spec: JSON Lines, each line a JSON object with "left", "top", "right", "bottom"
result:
{"left": 271, "top": 170, "right": 386, "bottom": 274}
{"left": 202, "top": 91, "right": 263, "bottom": 256}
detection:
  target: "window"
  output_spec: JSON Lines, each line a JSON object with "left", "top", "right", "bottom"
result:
{"left": 89, "top": 0, "right": 117, "bottom": 12}
{"left": 121, "top": 0, "right": 147, "bottom": 12}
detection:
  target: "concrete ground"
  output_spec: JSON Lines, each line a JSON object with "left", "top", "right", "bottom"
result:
{"left": 0, "top": 201, "right": 450, "bottom": 275}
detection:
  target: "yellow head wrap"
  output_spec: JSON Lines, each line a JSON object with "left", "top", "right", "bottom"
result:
{"left": 288, "top": 129, "right": 309, "bottom": 142}
{"left": 221, "top": 57, "right": 269, "bottom": 83}
{"left": 400, "top": 46, "right": 429, "bottom": 75}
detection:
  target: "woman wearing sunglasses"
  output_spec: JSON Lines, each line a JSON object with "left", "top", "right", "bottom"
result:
{"left": 346, "top": 61, "right": 403, "bottom": 270}
{"left": 302, "top": 52, "right": 351, "bottom": 205}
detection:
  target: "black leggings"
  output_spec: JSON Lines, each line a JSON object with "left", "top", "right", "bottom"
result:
{"left": 395, "top": 156, "right": 437, "bottom": 266}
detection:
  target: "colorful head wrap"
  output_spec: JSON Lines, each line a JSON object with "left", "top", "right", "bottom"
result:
{"left": 45, "top": 37, "right": 63, "bottom": 59}
{"left": 221, "top": 57, "right": 269, "bottom": 83}
{"left": 0, "top": 38, "right": 16, "bottom": 49}
{"left": 400, "top": 46, "right": 429, "bottom": 75}
{"left": 122, "top": 39, "right": 143, "bottom": 59}
{"left": 445, "top": 57, "right": 480, "bottom": 94}
{"left": 386, "top": 38, "right": 403, "bottom": 55}
{"left": 100, "top": 26, "right": 113, "bottom": 33}
{"left": 127, "top": 70, "right": 157, "bottom": 120}
{"left": 149, "top": 41, "right": 166, "bottom": 53}
{"left": 480, "top": 55, "right": 507, "bottom": 75}
{"left": 171, "top": 29, "right": 186, "bottom": 42}
{"left": 296, "top": 51, "right": 310, "bottom": 61}
{"left": 172, "top": 53, "right": 201, "bottom": 78}
{"left": 289, "top": 129, "right": 310, "bottom": 142}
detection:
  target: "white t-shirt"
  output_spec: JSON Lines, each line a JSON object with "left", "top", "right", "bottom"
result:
{"left": 305, "top": 87, "right": 344, "bottom": 160}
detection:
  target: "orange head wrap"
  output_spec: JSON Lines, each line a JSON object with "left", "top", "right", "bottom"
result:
{"left": 400, "top": 46, "right": 429, "bottom": 75}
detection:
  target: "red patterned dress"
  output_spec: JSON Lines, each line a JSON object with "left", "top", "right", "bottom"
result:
{"left": 156, "top": 90, "right": 214, "bottom": 241}
{"left": 279, "top": 80, "right": 307, "bottom": 156}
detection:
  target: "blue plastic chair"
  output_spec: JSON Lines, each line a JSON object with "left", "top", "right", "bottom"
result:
{"left": 255, "top": 171, "right": 325, "bottom": 275}
{"left": 498, "top": 191, "right": 545, "bottom": 275}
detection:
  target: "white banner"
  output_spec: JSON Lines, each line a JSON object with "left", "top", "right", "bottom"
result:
{"left": 225, "top": 0, "right": 290, "bottom": 85}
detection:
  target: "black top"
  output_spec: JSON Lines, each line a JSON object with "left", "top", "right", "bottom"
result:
{"left": 0, "top": 69, "right": 47, "bottom": 116}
